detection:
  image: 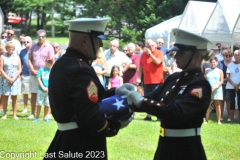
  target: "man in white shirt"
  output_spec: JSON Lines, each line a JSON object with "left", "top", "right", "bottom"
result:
{"left": 104, "top": 39, "right": 132, "bottom": 77}
{"left": 3, "top": 29, "right": 21, "bottom": 55}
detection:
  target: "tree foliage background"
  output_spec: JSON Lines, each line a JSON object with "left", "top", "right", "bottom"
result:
{"left": 0, "top": 0, "right": 216, "bottom": 43}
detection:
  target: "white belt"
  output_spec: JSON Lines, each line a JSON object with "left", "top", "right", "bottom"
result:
{"left": 57, "top": 122, "right": 78, "bottom": 131}
{"left": 160, "top": 127, "right": 201, "bottom": 137}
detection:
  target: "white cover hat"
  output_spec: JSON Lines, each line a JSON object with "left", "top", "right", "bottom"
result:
{"left": 172, "top": 28, "right": 212, "bottom": 50}
{"left": 64, "top": 18, "right": 110, "bottom": 39}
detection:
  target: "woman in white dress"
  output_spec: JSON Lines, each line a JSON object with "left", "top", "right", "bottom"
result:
{"left": 205, "top": 57, "right": 223, "bottom": 124}
{"left": 0, "top": 41, "right": 22, "bottom": 119}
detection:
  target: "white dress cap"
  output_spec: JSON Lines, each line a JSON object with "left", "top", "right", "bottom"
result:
{"left": 64, "top": 18, "right": 110, "bottom": 39}
{"left": 172, "top": 28, "right": 212, "bottom": 50}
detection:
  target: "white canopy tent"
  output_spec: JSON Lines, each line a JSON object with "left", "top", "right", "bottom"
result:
{"left": 144, "top": 15, "right": 182, "bottom": 48}
{"left": 145, "top": 0, "right": 240, "bottom": 49}
{"left": 178, "top": 1, "right": 216, "bottom": 35}
{"left": 202, "top": 0, "right": 240, "bottom": 46}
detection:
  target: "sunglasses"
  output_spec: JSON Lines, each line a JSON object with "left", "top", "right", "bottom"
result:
{"left": 24, "top": 41, "right": 30, "bottom": 44}
{"left": 224, "top": 55, "right": 232, "bottom": 58}
{"left": 38, "top": 35, "right": 45, "bottom": 39}
{"left": 8, "top": 33, "right": 14, "bottom": 36}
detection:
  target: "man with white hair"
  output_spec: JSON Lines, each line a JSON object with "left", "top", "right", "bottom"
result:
{"left": 157, "top": 38, "right": 167, "bottom": 55}
{"left": 137, "top": 39, "right": 164, "bottom": 121}
{"left": 104, "top": 39, "right": 132, "bottom": 87}
{"left": 123, "top": 43, "right": 140, "bottom": 85}
{"left": 52, "top": 42, "right": 62, "bottom": 61}
{"left": 19, "top": 36, "right": 33, "bottom": 113}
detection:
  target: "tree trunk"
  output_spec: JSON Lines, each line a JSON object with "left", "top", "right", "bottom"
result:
{"left": 37, "top": 6, "right": 40, "bottom": 30}
{"left": 51, "top": 3, "right": 55, "bottom": 37}
{"left": 27, "top": 11, "right": 32, "bottom": 33}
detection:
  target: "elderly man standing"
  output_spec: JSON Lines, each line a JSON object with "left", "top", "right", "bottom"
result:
{"left": 137, "top": 39, "right": 164, "bottom": 121}
{"left": 44, "top": 18, "right": 130, "bottom": 160}
{"left": 157, "top": 38, "right": 167, "bottom": 55}
{"left": 28, "top": 29, "right": 54, "bottom": 119}
{"left": 52, "top": 42, "right": 62, "bottom": 61}
{"left": 104, "top": 39, "right": 132, "bottom": 87}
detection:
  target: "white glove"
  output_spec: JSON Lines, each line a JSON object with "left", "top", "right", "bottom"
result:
{"left": 115, "top": 83, "right": 135, "bottom": 95}
{"left": 119, "top": 117, "right": 133, "bottom": 129}
{"left": 127, "top": 91, "right": 144, "bottom": 107}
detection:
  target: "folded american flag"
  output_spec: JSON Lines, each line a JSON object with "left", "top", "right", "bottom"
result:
{"left": 99, "top": 94, "right": 134, "bottom": 121}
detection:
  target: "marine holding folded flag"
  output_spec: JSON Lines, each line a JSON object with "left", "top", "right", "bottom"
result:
{"left": 127, "top": 29, "right": 212, "bottom": 160}
{"left": 44, "top": 18, "right": 134, "bottom": 160}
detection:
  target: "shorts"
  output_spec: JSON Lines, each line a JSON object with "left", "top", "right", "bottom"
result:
{"left": 21, "top": 75, "right": 30, "bottom": 94}
{"left": 222, "top": 85, "right": 230, "bottom": 99}
{"left": 36, "top": 89, "right": 50, "bottom": 107}
{"left": 144, "top": 84, "right": 160, "bottom": 96}
{"left": 30, "top": 75, "right": 38, "bottom": 93}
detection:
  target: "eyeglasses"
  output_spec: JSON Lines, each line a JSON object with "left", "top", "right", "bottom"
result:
{"left": 8, "top": 33, "right": 14, "bottom": 36}
{"left": 222, "top": 47, "right": 227, "bottom": 50}
{"left": 1, "top": 36, "right": 7, "bottom": 39}
{"left": 234, "top": 54, "right": 240, "bottom": 56}
{"left": 123, "top": 50, "right": 128, "bottom": 52}
{"left": 158, "top": 42, "right": 164, "bottom": 44}
{"left": 53, "top": 46, "right": 59, "bottom": 49}
{"left": 224, "top": 55, "right": 232, "bottom": 58}
{"left": 24, "top": 41, "right": 30, "bottom": 44}
{"left": 38, "top": 35, "right": 45, "bottom": 39}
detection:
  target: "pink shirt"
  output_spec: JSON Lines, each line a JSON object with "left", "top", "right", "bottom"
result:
{"left": 29, "top": 42, "right": 54, "bottom": 72}
{"left": 110, "top": 76, "right": 121, "bottom": 88}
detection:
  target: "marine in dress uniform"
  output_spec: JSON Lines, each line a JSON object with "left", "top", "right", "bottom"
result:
{"left": 127, "top": 29, "right": 212, "bottom": 160}
{"left": 44, "top": 18, "right": 131, "bottom": 160}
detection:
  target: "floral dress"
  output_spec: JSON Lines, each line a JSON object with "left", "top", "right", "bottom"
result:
{"left": 0, "top": 53, "right": 20, "bottom": 96}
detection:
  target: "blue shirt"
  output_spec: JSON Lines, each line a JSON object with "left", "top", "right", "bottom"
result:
{"left": 37, "top": 67, "right": 51, "bottom": 91}
{"left": 19, "top": 48, "right": 30, "bottom": 76}
{"left": 217, "top": 60, "right": 227, "bottom": 78}
{"left": 158, "top": 47, "right": 167, "bottom": 55}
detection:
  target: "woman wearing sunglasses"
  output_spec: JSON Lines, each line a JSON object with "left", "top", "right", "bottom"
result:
{"left": 217, "top": 49, "right": 233, "bottom": 121}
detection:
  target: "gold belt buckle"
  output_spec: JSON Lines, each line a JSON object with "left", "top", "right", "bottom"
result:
{"left": 160, "top": 127, "right": 164, "bottom": 137}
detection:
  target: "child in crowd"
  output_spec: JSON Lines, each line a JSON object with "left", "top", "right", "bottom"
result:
{"left": 34, "top": 57, "right": 53, "bottom": 122}
{"left": 108, "top": 65, "right": 123, "bottom": 89}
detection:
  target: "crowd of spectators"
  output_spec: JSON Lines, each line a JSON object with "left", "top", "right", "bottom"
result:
{"left": 0, "top": 28, "right": 239, "bottom": 123}
{"left": 0, "top": 29, "right": 65, "bottom": 121}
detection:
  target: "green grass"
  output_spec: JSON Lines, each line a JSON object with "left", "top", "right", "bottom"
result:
{"left": 0, "top": 102, "right": 240, "bottom": 160}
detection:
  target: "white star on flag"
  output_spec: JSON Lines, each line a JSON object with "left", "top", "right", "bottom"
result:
{"left": 113, "top": 98, "right": 125, "bottom": 110}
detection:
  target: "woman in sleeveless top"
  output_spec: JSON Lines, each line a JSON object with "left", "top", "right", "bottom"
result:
{"left": 205, "top": 57, "right": 223, "bottom": 124}
{"left": 0, "top": 42, "right": 21, "bottom": 120}
{"left": 0, "top": 42, "right": 7, "bottom": 114}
